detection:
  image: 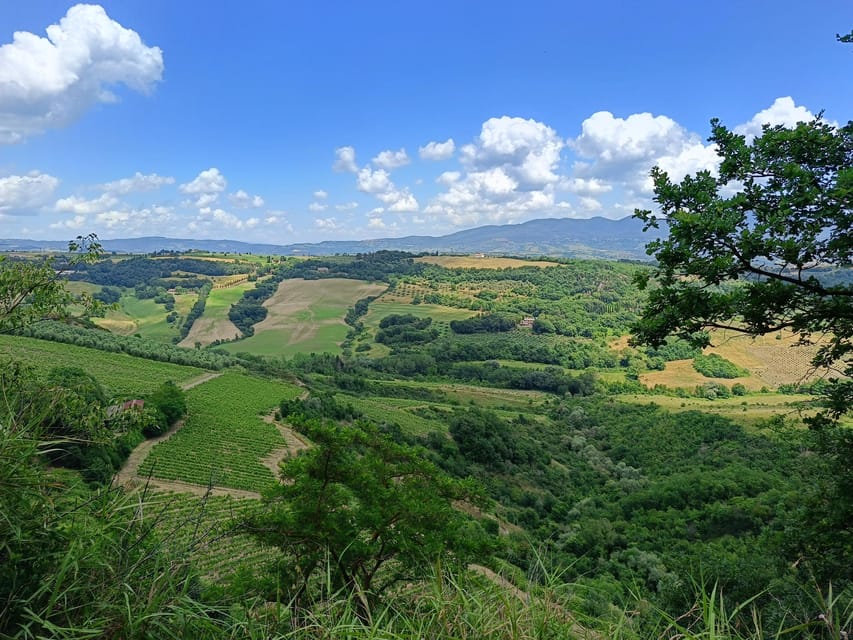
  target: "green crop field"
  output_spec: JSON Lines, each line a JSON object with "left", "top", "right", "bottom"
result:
{"left": 143, "top": 491, "right": 280, "bottom": 584}
{"left": 139, "top": 372, "right": 301, "bottom": 492}
{"left": 180, "top": 281, "right": 253, "bottom": 347}
{"left": 616, "top": 391, "right": 817, "bottom": 427}
{"left": 0, "top": 334, "right": 205, "bottom": 397}
{"left": 95, "top": 293, "right": 194, "bottom": 342}
{"left": 336, "top": 394, "right": 447, "bottom": 435}
{"left": 362, "top": 300, "right": 474, "bottom": 330}
{"left": 219, "top": 278, "right": 386, "bottom": 357}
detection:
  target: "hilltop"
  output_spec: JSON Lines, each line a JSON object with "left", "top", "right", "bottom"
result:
{"left": 0, "top": 215, "right": 663, "bottom": 259}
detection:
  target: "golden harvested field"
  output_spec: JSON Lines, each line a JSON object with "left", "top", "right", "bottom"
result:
{"left": 616, "top": 329, "right": 835, "bottom": 390}
{"left": 414, "top": 255, "right": 561, "bottom": 269}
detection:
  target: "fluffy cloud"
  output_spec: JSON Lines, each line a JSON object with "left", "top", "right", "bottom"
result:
{"left": 0, "top": 171, "right": 60, "bottom": 214}
{"left": 333, "top": 146, "right": 358, "bottom": 173}
{"left": 180, "top": 168, "right": 227, "bottom": 207}
{"left": 419, "top": 138, "right": 455, "bottom": 161}
{"left": 572, "top": 110, "right": 718, "bottom": 195}
{"left": 229, "top": 189, "right": 264, "bottom": 208}
{"left": 436, "top": 171, "right": 460, "bottom": 186}
{"left": 308, "top": 202, "right": 327, "bottom": 212}
{"left": 460, "top": 116, "right": 564, "bottom": 189}
{"left": 561, "top": 177, "right": 612, "bottom": 196}
{"left": 180, "top": 168, "right": 226, "bottom": 195}
{"left": 382, "top": 190, "right": 419, "bottom": 213}
{"left": 93, "top": 205, "right": 173, "bottom": 232}
{"left": 372, "top": 148, "right": 410, "bottom": 170}
{"left": 313, "top": 190, "right": 328, "bottom": 199}
{"left": 0, "top": 4, "right": 163, "bottom": 144}
{"left": 315, "top": 217, "right": 341, "bottom": 230}
{"left": 49, "top": 214, "right": 86, "bottom": 230}
{"left": 98, "top": 172, "right": 174, "bottom": 195}
{"left": 367, "top": 217, "right": 386, "bottom": 229}
{"left": 425, "top": 116, "right": 563, "bottom": 226}
{"left": 356, "top": 167, "right": 393, "bottom": 194}
{"left": 55, "top": 192, "right": 118, "bottom": 214}
{"left": 335, "top": 201, "right": 359, "bottom": 211}
{"left": 734, "top": 96, "right": 817, "bottom": 139}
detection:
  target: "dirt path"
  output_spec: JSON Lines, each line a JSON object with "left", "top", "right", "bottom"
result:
{"left": 260, "top": 412, "right": 311, "bottom": 474}
{"left": 119, "top": 475, "right": 261, "bottom": 499}
{"left": 181, "top": 371, "right": 223, "bottom": 390}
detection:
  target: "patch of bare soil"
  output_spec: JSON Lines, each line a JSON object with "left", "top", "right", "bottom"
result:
{"left": 180, "top": 316, "right": 242, "bottom": 348}
{"left": 260, "top": 412, "right": 311, "bottom": 475}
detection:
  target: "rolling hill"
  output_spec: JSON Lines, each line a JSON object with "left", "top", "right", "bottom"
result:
{"left": 0, "top": 215, "right": 664, "bottom": 259}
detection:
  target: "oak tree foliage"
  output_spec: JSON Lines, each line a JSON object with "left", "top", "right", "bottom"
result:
{"left": 632, "top": 115, "right": 853, "bottom": 580}
{"left": 0, "top": 234, "right": 105, "bottom": 332}
{"left": 633, "top": 117, "right": 853, "bottom": 424}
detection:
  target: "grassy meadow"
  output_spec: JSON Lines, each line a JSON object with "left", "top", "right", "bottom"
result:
{"left": 180, "top": 281, "right": 254, "bottom": 347}
{"left": 220, "top": 278, "right": 386, "bottom": 357}
{"left": 94, "top": 291, "right": 197, "bottom": 341}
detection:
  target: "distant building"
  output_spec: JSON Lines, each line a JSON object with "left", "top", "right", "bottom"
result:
{"left": 106, "top": 399, "right": 145, "bottom": 419}
{"left": 519, "top": 316, "right": 535, "bottom": 328}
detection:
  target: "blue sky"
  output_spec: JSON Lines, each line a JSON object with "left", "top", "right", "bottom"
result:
{"left": 1, "top": 1, "right": 851, "bottom": 242}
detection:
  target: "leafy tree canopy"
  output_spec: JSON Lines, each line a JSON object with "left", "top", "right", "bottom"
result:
{"left": 246, "top": 420, "right": 487, "bottom": 619}
{"left": 632, "top": 115, "right": 853, "bottom": 581}
{"left": 633, "top": 116, "right": 853, "bottom": 425}
{"left": 0, "top": 234, "right": 104, "bottom": 332}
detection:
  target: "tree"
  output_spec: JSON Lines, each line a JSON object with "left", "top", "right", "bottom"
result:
{"left": 245, "top": 420, "right": 486, "bottom": 620}
{"left": 0, "top": 234, "right": 104, "bottom": 332}
{"left": 633, "top": 117, "right": 852, "bottom": 420}
{"left": 632, "top": 115, "right": 853, "bottom": 581}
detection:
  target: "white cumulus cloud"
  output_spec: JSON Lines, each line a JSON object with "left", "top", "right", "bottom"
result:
{"left": 572, "top": 110, "right": 718, "bottom": 195}
{"left": 734, "top": 96, "right": 818, "bottom": 139}
{"left": 0, "top": 171, "right": 60, "bottom": 214}
{"left": 333, "top": 146, "right": 358, "bottom": 173}
{"left": 55, "top": 192, "right": 118, "bottom": 214}
{"left": 313, "top": 190, "right": 328, "bottom": 199}
{"left": 229, "top": 189, "right": 264, "bottom": 208}
{"left": 356, "top": 168, "right": 393, "bottom": 194}
{"left": 315, "top": 217, "right": 341, "bottom": 230}
{"left": 419, "top": 138, "right": 456, "bottom": 161}
{"left": 49, "top": 214, "right": 86, "bottom": 230}
{"left": 372, "top": 148, "right": 410, "bottom": 170}
{"left": 180, "top": 168, "right": 227, "bottom": 207}
{"left": 425, "top": 116, "right": 563, "bottom": 227}
{"left": 0, "top": 4, "right": 163, "bottom": 144}
{"left": 98, "top": 172, "right": 174, "bottom": 195}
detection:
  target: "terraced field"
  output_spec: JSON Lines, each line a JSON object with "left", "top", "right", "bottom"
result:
{"left": 138, "top": 372, "right": 301, "bottom": 492}
{"left": 0, "top": 334, "right": 205, "bottom": 396}
{"left": 142, "top": 492, "right": 280, "bottom": 583}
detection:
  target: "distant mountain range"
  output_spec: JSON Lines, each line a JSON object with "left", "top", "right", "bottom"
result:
{"left": 1, "top": 216, "right": 664, "bottom": 260}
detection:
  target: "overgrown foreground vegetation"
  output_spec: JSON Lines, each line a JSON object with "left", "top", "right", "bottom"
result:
{"left": 3, "top": 113, "right": 853, "bottom": 637}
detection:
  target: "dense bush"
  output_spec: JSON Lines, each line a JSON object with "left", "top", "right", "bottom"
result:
{"left": 449, "top": 314, "right": 516, "bottom": 334}
{"left": 693, "top": 353, "right": 749, "bottom": 378}
{"left": 20, "top": 320, "right": 236, "bottom": 369}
